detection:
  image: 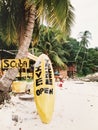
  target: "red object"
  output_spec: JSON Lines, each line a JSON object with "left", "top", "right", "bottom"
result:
{"left": 59, "top": 83, "right": 62, "bottom": 87}
{"left": 59, "top": 80, "right": 64, "bottom": 87}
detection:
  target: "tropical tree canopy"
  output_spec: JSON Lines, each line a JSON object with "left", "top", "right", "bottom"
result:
{"left": 0, "top": 0, "right": 75, "bottom": 103}
{"left": 75, "top": 30, "right": 92, "bottom": 61}
{"left": 33, "top": 25, "right": 68, "bottom": 69}
{"left": 0, "top": 0, "right": 75, "bottom": 45}
{"left": 78, "top": 30, "right": 92, "bottom": 47}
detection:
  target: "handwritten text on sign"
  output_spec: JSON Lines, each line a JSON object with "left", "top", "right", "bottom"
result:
{"left": 35, "top": 59, "right": 53, "bottom": 96}
{"left": 2, "top": 58, "right": 29, "bottom": 69}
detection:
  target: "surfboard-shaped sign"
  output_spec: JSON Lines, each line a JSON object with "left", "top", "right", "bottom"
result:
{"left": 33, "top": 54, "right": 55, "bottom": 123}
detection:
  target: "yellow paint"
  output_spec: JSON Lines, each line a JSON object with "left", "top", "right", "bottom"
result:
{"left": 2, "top": 58, "right": 29, "bottom": 69}
{"left": 11, "top": 81, "right": 27, "bottom": 93}
{"left": 27, "top": 52, "right": 38, "bottom": 61}
{"left": 33, "top": 54, "right": 55, "bottom": 123}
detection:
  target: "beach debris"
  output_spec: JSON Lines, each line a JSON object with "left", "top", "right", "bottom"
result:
{"left": 19, "top": 94, "right": 34, "bottom": 101}
{"left": 82, "top": 72, "right": 98, "bottom": 82}
{"left": 12, "top": 114, "right": 18, "bottom": 122}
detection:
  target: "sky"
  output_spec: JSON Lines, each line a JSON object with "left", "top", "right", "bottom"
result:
{"left": 71, "top": 0, "right": 98, "bottom": 48}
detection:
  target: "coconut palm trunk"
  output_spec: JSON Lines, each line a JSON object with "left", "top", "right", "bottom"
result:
{"left": 0, "top": 5, "right": 36, "bottom": 102}
{"left": 0, "top": 0, "right": 75, "bottom": 103}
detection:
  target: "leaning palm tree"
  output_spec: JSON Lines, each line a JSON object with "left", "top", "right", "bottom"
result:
{"left": 75, "top": 30, "right": 91, "bottom": 61}
{"left": 75, "top": 30, "right": 91, "bottom": 74}
{"left": 0, "top": 0, "right": 74, "bottom": 102}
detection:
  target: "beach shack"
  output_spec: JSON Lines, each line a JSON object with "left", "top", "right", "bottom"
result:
{"left": 67, "top": 61, "right": 77, "bottom": 78}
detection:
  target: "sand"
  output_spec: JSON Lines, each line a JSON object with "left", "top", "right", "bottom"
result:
{"left": 0, "top": 79, "right": 98, "bottom": 130}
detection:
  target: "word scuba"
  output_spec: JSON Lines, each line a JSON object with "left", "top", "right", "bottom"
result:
{"left": 2, "top": 58, "right": 29, "bottom": 69}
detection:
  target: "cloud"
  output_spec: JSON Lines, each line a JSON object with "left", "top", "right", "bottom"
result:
{"left": 71, "top": 0, "right": 98, "bottom": 48}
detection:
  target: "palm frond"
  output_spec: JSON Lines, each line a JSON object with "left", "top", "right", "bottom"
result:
{"left": 36, "top": 0, "right": 75, "bottom": 35}
{"left": 49, "top": 51, "right": 65, "bottom": 68}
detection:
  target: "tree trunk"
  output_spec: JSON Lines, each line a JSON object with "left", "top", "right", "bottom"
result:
{"left": 0, "top": 5, "right": 36, "bottom": 103}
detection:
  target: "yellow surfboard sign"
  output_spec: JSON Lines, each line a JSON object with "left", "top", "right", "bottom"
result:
{"left": 34, "top": 54, "right": 55, "bottom": 123}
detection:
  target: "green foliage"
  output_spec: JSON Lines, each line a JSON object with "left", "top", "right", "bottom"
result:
{"left": 0, "top": 0, "right": 75, "bottom": 45}
{"left": 35, "top": 0, "right": 75, "bottom": 35}
{"left": 33, "top": 25, "right": 67, "bottom": 69}
{"left": 66, "top": 34, "right": 98, "bottom": 76}
{"left": 0, "top": 0, "right": 26, "bottom": 45}
{"left": 33, "top": 26, "right": 98, "bottom": 76}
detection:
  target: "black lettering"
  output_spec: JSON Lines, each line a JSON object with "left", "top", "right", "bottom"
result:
{"left": 36, "top": 90, "right": 40, "bottom": 96}
{"left": 36, "top": 88, "right": 53, "bottom": 96}
{"left": 36, "top": 78, "right": 43, "bottom": 86}
{"left": 40, "top": 88, "right": 44, "bottom": 94}
{"left": 49, "top": 88, "right": 53, "bottom": 94}
{"left": 18, "top": 59, "right": 23, "bottom": 67}
{"left": 36, "top": 88, "right": 44, "bottom": 96}
{"left": 49, "top": 73, "right": 52, "bottom": 78}
{"left": 35, "top": 66, "right": 41, "bottom": 72}
{"left": 48, "top": 64, "right": 51, "bottom": 69}
{"left": 49, "top": 79, "right": 53, "bottom": 85}
{"left": 48, "top": 68, "right": 52, "bottom": 73}
{"left": 45, "top": 63, "right": 48, "bottom": 67}
{"left": 46, "top": 79, "right": 49, "bottom": 84}
{"left": 3, "top": 60, "right": 9, "bottom": 68}
{"left": 22, "top": 61, "right": 27, "bottom": 68}
{"left": 3, "top": 59, "right": 29, "bottom": 69}
{"left": 36, "top": 71, "right": 41, "bottom": 78}
{"left": 45, "top": 78, "right": 52, "bottom": 85}
{"left": 10, "top": 61, "right": 16, "bottom": 67}
{"left": 45, "top": 73, "right": 49, "bottom": 78}
{"left": 35, "top": 66, "right": 42, "bottom": 78}
{"left": 45, "top": 60, "right": 49, "bottom": 67}
{"left": 44, "top": 88, "right": 49, "bottom": 94}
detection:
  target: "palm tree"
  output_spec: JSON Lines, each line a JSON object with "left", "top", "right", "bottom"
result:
{"left": 75, "top": 30, "right": 91, "bottom": 61}
{"left": 34, "top": 25, "right": 68, "bottom": 68}
{"left": 0, "top": 0, "right": 74, "bottom": 102}
{"left": 75, "top": 30, "right": 91, "bottom": 74}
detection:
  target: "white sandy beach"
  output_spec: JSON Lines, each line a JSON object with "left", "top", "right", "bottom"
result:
{"left": 0, "top": 79, "right": 98, "bottom": 130}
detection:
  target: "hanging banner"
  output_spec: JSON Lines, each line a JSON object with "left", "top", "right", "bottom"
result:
{"left": 2, "top": 58, "right": 29, "bottom": 69}
{"left": 34, "top": 54, "right": 55, "bottom": 123}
